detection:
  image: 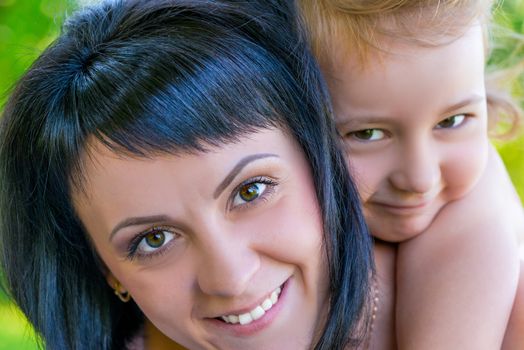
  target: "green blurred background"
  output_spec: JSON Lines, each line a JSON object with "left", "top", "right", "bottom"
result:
{"left": 0, "top": 0, "right": 523, "bottom": 348}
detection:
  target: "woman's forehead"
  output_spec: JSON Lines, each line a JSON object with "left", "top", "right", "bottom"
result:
{"left": 72, "top": 127, "right": 300, "bottom": 199}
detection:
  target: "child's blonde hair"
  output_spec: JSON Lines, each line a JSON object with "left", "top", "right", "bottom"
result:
{"left": 299, "top": 0, "right": 490, "bottom": 66}
{"left": 298, "top": 0, "right": 522, "bottom": 136}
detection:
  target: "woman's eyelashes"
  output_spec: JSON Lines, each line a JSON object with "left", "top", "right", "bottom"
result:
{"left": 126, "top": 226, "right": 178, "bottom": 260}
{"left": 229, "top": 176, "right": 278, "bottom": 211}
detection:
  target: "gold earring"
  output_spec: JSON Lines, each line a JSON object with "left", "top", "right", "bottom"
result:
{"left": 113, "top": 282, "right": 131, "bottom": 303}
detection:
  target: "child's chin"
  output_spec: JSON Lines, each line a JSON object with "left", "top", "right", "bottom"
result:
{"left": 371, "top": 216, "right": 433, "bottom": 243}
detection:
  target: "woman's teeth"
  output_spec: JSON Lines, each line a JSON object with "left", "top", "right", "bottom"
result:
{"left": 220, "top": 286, "right": 282, "bottom": 325}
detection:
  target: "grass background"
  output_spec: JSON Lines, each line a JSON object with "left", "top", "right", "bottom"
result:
{"left": 0, "top": 0, "right": 523, "bottom": 348}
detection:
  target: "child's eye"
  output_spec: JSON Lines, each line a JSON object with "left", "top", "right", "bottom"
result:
{"left": 230, "top": 177, "right": 277, "bottom": 209}
{"left": 348, "top": 129, "right": 385, "bottom": 141}
{"left": 127, "top": 226, "right": 178, "bottom": 260}
{"left": 435, "top": 114, "right": 466, "bottom": 129}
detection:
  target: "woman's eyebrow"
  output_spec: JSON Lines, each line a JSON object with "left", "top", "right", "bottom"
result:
{"left": 213, "top": 153, "right": 278, "bottom": 199}
{"left": 110, "top": 215, "right": 171, "bottom": 241}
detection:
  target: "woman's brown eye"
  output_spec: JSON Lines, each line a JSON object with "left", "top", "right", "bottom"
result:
{"left": 239, "top": 183, "right": 262, "bottom": 202}
{"left": 131, "top": 228, "right": 177, "bottom": 257}
{"left": 231, "top": 179, "right": 273, "bottom": 208}
{"left": 145, "top": 231, "right": 166, "bottom": 248}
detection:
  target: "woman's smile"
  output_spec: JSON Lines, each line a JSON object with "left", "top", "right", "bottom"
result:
{"left": 207, "top": 279, "right": 290, "bottom": 337}
{"left": 217, "top": 284, "right": 282, "bottom": 324}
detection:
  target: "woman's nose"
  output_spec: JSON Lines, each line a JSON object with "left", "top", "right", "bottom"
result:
{"left": 196, "top": 225, "right": 260, "bottom": 297}
{"left": 389, "top": 143, "right": 441, "bottom": 194}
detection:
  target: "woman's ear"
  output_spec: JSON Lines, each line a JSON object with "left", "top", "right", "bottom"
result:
{"left": 107, "top": 272, "right": 132, "bottom": 303}
{"left": 85, "top": 243, "right": 131, "bottom": 301}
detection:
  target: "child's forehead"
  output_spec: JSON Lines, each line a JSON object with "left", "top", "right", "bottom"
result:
{"left": 326, "top": 20, "right": 484, "bottom": 73}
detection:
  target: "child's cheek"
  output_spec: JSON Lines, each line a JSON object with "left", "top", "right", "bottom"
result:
{"left": 345, "top": 153, "right": 389, "bottom": 203}
{"left": 441, "top": 136, "right": 488, "bottom": 200}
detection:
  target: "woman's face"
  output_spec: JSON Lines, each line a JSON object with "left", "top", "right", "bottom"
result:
{"left": 73, "top": 128, "right": 328, "bottom": 350}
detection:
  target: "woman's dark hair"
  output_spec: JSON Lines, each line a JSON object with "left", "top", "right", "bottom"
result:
{"left": 0, "top": 0, "right": 373, "bottom": 349}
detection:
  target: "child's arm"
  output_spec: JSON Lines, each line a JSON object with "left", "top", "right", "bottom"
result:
{"left": 502, "top": 260, "right": 524, "bottom": 350}
{"left": 395, "top": 145, "right": 521, "bottom": 349}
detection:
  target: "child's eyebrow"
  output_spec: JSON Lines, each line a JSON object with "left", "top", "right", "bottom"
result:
{"left": 335, "top": 116, "right": 392, "bottom": 129}
{"left": 441, "top": 94, "right": 486, "bottom": 115}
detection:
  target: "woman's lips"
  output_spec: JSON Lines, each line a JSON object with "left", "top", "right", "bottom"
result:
{"left": 219, "top": 286, "right": 282, "bottom": 325}
{"left": 207, "top": 278, "right": 290, "bottom": 336}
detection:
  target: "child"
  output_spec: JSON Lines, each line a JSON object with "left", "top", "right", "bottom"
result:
{"left": 298, "top": 0, "right": 524, "bottom": 348}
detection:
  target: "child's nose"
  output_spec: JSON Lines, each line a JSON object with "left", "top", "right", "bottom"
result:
{"left": 389, "top": 144, "right": 441, "bottom": 194}
{"left": 196, "top": 224, "right": 260, "bottom": 297}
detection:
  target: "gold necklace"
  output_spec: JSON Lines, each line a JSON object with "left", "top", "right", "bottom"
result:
{"left": 365, "top": 277, "right": 380, "bottom": 349}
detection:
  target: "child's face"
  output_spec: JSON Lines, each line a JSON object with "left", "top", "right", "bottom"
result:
{"left": 73, "top": 128, "right": 328, "bottom": 349}
{"left": 326, "top": 24, "right": 489, "bottom": 242}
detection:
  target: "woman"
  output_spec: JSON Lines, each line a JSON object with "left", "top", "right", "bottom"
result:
{"left": 0, "top": 0, "right": 373, "bottom": 349}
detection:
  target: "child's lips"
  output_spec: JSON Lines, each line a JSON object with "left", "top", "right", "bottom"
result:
{"left": 372, "top": 200, "right": 432, "bottom": 215}
{"left": 370, "top": 188, "right": 442, "bottom": 215}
